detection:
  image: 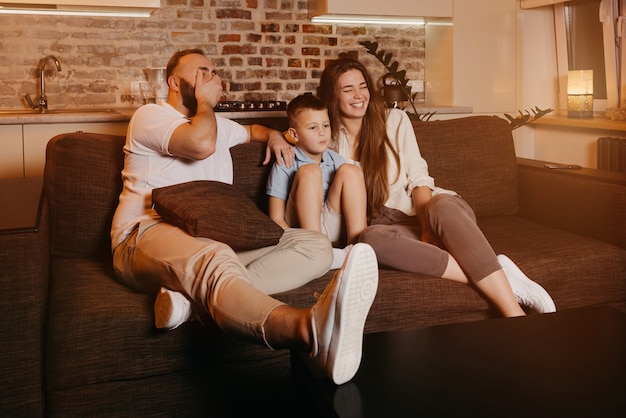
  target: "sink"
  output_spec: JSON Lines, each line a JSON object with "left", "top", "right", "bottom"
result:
{"left": 0, "top": 108, "right": 120, "bottom": 116}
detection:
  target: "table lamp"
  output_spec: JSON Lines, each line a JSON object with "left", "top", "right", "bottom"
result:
{"left": 567, "top": 70, "right": 593, "bottom": 118}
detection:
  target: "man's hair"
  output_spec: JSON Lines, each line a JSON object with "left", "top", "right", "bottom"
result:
{"left": 287, "top": 94, "right": 327, "bottom": 128}
{"left": 166, "top": 48, "right": 205, "bottom": 79}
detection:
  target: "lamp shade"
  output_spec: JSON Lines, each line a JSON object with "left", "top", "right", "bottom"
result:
{"left": 567, "top": 70, "right": 593, "bottom": 95}
{"left": 567, "top": 70, "right": 593, "bottom": 118}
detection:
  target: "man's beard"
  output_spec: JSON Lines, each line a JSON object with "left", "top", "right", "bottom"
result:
{"left": 179, "top": 78, "right": 198, "bottom": 116}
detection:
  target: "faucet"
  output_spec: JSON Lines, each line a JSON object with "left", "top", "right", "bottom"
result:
{"left": 24, "top": 55, "right": 62, "bottom": 113}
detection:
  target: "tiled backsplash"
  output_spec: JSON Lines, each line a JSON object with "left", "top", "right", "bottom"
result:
{"left": 0, "top": 0, "right": 425, "bottom": 109}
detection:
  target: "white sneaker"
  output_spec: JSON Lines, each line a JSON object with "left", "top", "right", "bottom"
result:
{"left": 330, "top": 244, "right": 354, "bottom": 270}
{"left": 310, "top": 243, "right": 379, "bottom": 385}
{"left": 497, "top": 254, "right": 556, "bottom": 313}
{"left": 154, "top": 287, "right": 193, "bottom": 330}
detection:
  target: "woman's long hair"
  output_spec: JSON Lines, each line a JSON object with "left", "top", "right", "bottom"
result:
{"left": 318, "top": 57, "right": 400, "bottom": 220}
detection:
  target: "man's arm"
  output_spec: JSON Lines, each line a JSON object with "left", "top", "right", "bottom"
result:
{"left": 168, "top": 69, "right": 222, "bottom": 160}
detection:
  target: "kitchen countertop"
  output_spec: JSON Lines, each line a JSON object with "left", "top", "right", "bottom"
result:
{"left": 0, "top": 108, "right": 290, "bottom": 125}
{"left": 0, "top": 107, "right": 138, "bottom": 125}
{"left": 0, "top": 104, "right": 473, "bottom": 125}
{"left": 411, "top": 105, "right": 473, "bottom": 115}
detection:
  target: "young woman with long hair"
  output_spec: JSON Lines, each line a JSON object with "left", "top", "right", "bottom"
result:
{"left": 317, "top": 57, "right": 555, "bottom": 317}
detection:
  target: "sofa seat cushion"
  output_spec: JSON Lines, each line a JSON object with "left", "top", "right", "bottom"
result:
{"left": 275, "top": 215, "right": 626, "bottom": 325}
{"left": 44, "top": 258, "right": 287, "bottom": 392}
{"left": 45, "top": 260, "right": 495, "bottom": 390}
{"left": 45, "top": 259, "right": 300, "bottom": 417}
{"left": 274, "top": 270, "right": 494, "bottom": 332}
{"left": 479, "top": 215, "right": 626, "bottom": 310}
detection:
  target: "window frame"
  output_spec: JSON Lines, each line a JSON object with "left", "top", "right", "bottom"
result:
{"left": 522, "top": 0, "right": 623, "bottom": 113}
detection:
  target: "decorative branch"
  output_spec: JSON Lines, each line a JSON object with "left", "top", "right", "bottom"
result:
{"left": 504, "top": 107, "right": 553, "bottom": 130}
{"left": 358, "top": 41, "right": 434, "bottom": 121}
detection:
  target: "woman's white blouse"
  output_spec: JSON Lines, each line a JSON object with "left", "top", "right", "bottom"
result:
{"left": 335, "top": 108, "right": 456, "bottom": 216}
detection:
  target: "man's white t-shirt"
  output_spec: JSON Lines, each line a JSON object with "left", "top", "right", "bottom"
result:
{"left": 110, "top": 101, "right": 248, "bottom": 250}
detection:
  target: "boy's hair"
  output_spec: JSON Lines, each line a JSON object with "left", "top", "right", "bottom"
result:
{"left": 287, "top": 94, "right": 327, "bottom": 128}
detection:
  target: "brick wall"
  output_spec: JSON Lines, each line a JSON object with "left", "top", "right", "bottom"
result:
{"left": 0, "top": 0, "right": 424, "bottom": 109}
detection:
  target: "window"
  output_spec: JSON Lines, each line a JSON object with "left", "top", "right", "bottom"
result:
{"left": 565, "top": 0, "right": 608, "bottom": 99}
{"left": 522, "top": 0, "right": 626, "bottom": 111}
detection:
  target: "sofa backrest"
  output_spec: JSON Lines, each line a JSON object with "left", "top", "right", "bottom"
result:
{"left": 230, "top": 141, "right": 273, "bottom": 213}
{"left": 44, "top": 132, "right": 126, "bottom": 259}
{"left": 42, "top": 115, "right": 517, "bottom": 258}
{"left": 412, "top": 116, "right": 518, "bottom": 217}
{"left": 43, "top": 132, "right": 271, "bottom": 259}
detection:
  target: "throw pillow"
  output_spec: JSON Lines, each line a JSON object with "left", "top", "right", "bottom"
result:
{"left": 152, "top": 180, "right": 284, "bottom": 251}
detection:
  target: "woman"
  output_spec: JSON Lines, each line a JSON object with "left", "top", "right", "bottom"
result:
{"left": 317, "top": 57, "right": 555, "bottom": 317}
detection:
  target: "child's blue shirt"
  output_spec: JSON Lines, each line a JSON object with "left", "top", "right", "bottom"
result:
{"left": 266, "top": 146, "right": 345, "bottom": 201}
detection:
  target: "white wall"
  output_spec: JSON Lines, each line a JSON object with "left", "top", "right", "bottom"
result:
{"left": 452, "top": 0, "right": 518, "bottom": 114}
{"left": 515, "top": 5, "right": 560, "bottom": 160}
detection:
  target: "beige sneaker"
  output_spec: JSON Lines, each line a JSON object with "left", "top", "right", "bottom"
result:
{"left": 310, "top": 243, "right": 379, "bottom": 385}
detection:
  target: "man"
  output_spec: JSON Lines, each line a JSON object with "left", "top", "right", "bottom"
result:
{"left": 110, "top": 49, "right": 378, "bottom": 385}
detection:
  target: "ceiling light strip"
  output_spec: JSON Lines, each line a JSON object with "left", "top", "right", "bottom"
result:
{"left": 0, "top": 4, "right": 152, "bottom": 16}
{"left": 311, "top": 14, "right": 426, "bottom": 25}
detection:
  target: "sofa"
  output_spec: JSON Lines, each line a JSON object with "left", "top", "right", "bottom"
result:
{"left": 2, "top": 115, "right": 625, "bottom": 417}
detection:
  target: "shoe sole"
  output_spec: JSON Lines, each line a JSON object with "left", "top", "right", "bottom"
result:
{"left": 327, "top": 243, "right": 379, "bottom": 385}
{"left": 155, "top": 288, "right": 175, "bottom": 329}
{"left": 154, "top": 288, "right": 191, "bottom": 330}
{"left": 498, "top": 255, "right": 556, "bottom": 313}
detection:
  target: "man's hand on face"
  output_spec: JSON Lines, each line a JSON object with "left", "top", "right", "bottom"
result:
{"left": 194, "top": 67, "right": 222, "bottom": 110}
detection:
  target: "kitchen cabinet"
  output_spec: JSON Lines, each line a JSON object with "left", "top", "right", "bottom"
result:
{"left": 0, "top": 125, "right": 25, "bottom": 179}
{"left": 4, "top": 0, "right": 158, "bottom": 13}
{"left": 309, "top": 0, "right": 453, "bottom": 19}
{"left": 0, "top": 122, "right": 127, "bottom": 179}
{"left": 23, "top": 122, "right": 128, "bottom": 177}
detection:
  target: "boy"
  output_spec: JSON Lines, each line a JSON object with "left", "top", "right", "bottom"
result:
{"left": 267, "top": 94, "right": 368, "bottom": 269}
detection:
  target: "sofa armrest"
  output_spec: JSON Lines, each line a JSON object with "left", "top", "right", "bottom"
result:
{"left": 0, "top": 178, "right": 49, "bottom": 416}
{"left": 517, "top": 157, "right": 626, "bottom": 248}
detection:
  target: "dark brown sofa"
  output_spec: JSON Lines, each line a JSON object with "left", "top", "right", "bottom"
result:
{"left": 2, "top": 115, "right": 625, "bottom": 417}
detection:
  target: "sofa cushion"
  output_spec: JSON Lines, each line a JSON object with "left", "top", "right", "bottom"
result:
{"left": 478, "top": 215, "right": 626, "bottom": 310}
{"left": 413, "top": 116, "right": 518, "bottom": 217}
{"left": 152, "top": 180, "right": 284, "bottom": 251}
{"left": 231, "top": 141, "right": 274, "bottom": 213}
{"left": 44, "top": 132, "right": 125, "bottom": 258}
{"left": 44, "top": 258, "right": 294, "bottom": 416}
